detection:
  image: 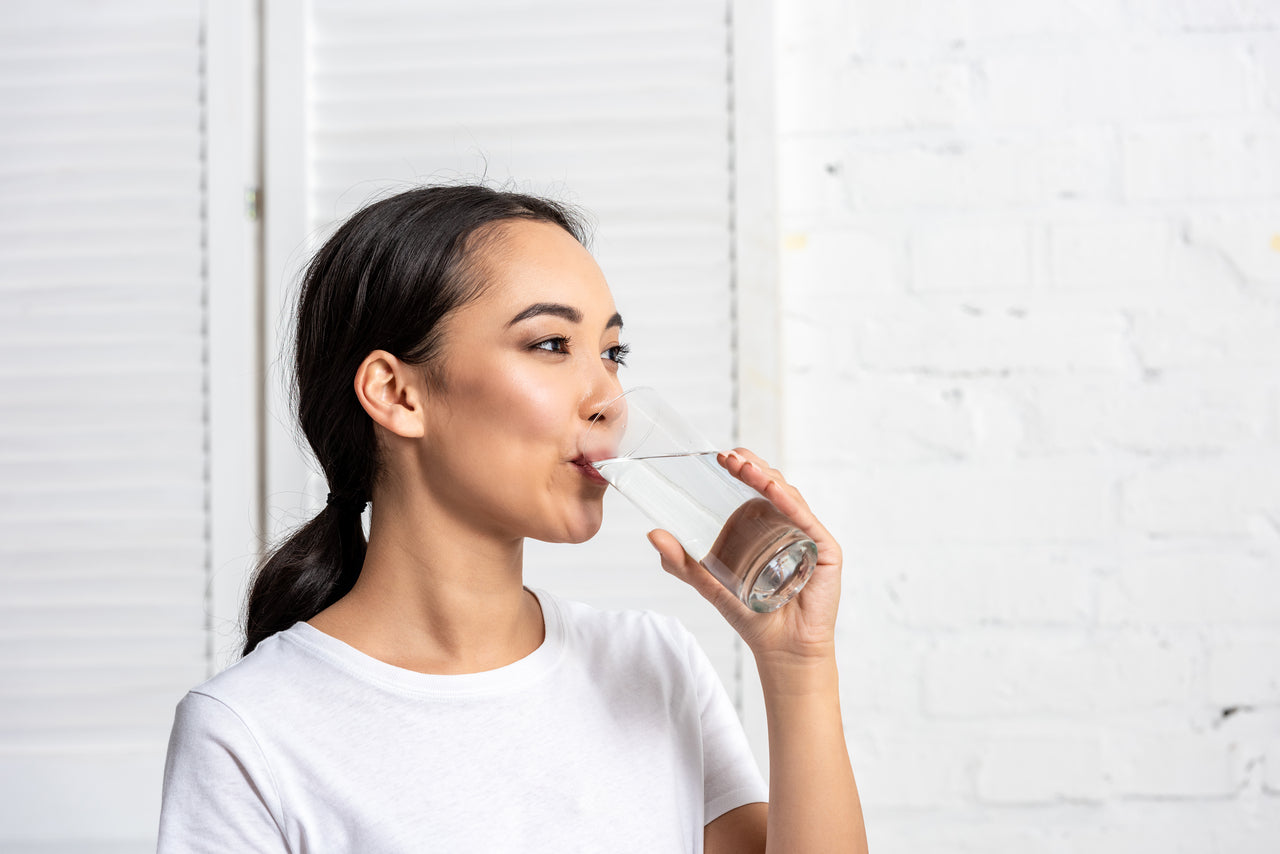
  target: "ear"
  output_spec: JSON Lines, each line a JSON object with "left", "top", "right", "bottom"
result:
{"left": 353, "top": 350, "right": 426, "bottom": 439}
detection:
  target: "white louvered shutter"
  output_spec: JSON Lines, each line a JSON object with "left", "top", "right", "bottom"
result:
{"left": 0, "top": 1, "right": 207, "bottom": 848}
{"left": 265, "top": 1, "right": 740, "bottom": 664}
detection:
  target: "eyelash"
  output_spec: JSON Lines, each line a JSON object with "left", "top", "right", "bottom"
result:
{"left": 606, "top": 343, "right": 631, "bottom": 367}
{"left": 532, "top": 337, "right": 630, "bottom": 367}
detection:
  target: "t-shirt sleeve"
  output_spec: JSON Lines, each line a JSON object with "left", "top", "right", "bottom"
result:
{"left": 157, "top": 691, "right": 288, "bottom": 853}
{"left": 677, "top": 627, "right": 769, "bottom": 822}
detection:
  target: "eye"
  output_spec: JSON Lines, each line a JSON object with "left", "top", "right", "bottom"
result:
{"left": 603, "top": 343, "right": 631, "bottom": 367}
{"left": 532, "top": 336, "right": 570, "bottom": 354}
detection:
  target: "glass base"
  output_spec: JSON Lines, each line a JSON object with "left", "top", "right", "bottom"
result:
{"left": 742, "top": 534, "right": 817, "bottom": 612}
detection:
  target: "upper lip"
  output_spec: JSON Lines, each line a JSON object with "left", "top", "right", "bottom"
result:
{"left": 576, "top": 433, "right": 616, "bottom": 467}
{"left": 571, "top": 454, "right": 607, "bottom": 483}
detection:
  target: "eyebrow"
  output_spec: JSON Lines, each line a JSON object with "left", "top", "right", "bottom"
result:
{"left": 506, "top": 302, "right": 623, "bottom": 330}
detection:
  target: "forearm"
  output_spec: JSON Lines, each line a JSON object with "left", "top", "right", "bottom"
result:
{"left": 758, "top": 648, "right": 867, "bottom": 854}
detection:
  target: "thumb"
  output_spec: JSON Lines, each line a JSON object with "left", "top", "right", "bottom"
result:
{"left": 647, "top": 529, "right": 742, "bottom": 615}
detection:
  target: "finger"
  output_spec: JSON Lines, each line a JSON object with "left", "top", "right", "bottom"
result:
{"left": 718, "top": 449, "right": 835, "bottom": 550}
{"left": 719, "top": 448, "right": 805, "bottom": 508}
{"left": 717, "top": 447, "right": 779, "bottom": 484}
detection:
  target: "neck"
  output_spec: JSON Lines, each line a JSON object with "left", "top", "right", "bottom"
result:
{"left": 307, "top": 487, "right": 544, "bottom": 675}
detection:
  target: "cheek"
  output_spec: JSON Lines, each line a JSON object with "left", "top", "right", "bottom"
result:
{"left": 443, "top": 355, "right": 574, "bottom": 459}
{"left": 493, "top": 368, "right": 568, "bottom": 443}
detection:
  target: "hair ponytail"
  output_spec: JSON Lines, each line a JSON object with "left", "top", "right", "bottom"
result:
{"left": 240, "top": 184, "right": 587, "bottom": 656}
{"left": 243, "top": 503, "right": 367, "bottom": 654}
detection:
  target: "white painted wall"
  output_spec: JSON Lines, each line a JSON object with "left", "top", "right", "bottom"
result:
{"left": 775, "top": 1, "right": 1280, "bottom": 849}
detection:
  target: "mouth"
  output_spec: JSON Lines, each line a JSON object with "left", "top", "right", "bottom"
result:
{"left": 571, "top": 455, "right": 609, "bottom": 486}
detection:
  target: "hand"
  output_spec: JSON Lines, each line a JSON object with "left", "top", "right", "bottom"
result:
{"left": 647, "top": 448, "right": 843, "bottom": 663}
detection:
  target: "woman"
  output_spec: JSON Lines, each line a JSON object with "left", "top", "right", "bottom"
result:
{"left": 158, "top": 185, "right": 866, "bottom": 853}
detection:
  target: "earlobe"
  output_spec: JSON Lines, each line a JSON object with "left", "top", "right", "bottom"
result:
{"left": 353, "top": 350, "right": 426, "bottom": 439}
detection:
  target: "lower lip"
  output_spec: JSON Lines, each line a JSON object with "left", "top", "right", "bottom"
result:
{"left": 575, "top": 460, "right": 609, "bottom": 486}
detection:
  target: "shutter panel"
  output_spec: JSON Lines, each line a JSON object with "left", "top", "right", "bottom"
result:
{"left": 0, "top": 1, "right": 207, "bottom": 847}
{"left": 306, "top": 0, "right": 734, "bottom": 423}
{"left": 272, "top": 0, "right": 738, "bottom": 635}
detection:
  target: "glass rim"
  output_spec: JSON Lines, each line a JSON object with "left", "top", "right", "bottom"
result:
{"left": 583, "top": 385, "right": 717, "bottom": 462}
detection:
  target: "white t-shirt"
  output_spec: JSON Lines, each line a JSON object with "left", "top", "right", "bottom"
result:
{"left": 157, "top": 590, "right": 766, "bottom": 853}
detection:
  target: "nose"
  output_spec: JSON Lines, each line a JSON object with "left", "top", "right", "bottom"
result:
{"left": 579, "top": 361, "right": 623, "bottom": 424}
{"left": 579, "top": 378, "right": 625, "bottom": 464}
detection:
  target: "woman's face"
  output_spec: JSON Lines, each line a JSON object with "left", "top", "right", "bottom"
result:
{"left": 414, "top": 219, "right": 627, "bottom": 545}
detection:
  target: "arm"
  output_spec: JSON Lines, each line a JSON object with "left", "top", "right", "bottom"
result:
{"left": 650, "top": 448, "right": 867, "bottom": 854}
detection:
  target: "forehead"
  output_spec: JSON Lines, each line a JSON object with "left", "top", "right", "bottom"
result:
{"left": 461, "top": 219, "right": 616, "bottom": 322}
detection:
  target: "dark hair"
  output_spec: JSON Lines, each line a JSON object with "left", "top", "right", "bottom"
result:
{"left": 243, "top": 184, "right": 588, "bottom": 655}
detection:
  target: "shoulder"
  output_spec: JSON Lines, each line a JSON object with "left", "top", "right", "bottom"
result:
{"left": 179, "top": 624, "right": 328, "bottom": 721}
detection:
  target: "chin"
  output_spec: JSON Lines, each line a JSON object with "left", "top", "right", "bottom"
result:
{"left": 560, "top": 516, "right": 605, "bottom": 545}
{"left": 536, "top": 506, "right": 605, "bottom": 545}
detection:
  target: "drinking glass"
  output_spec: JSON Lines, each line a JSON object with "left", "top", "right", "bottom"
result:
{"left": 583, "top": 387, "right": 816, "bottom": 612}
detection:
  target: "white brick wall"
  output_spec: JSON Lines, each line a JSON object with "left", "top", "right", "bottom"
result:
{"left": 776, "top": 1, "right": 1280, "bottom": 850}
